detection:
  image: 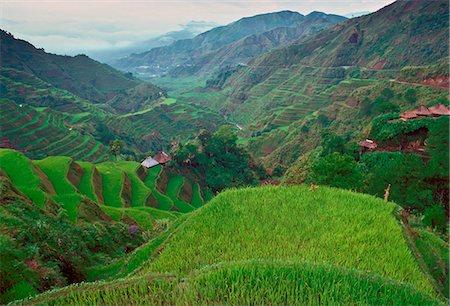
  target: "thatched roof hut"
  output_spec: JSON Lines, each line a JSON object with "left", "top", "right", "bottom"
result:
{"left": 400, "top": 111, "right": 418, "bottom": 120}
{"left": 414, "top": 105, "right": 432, "bottom": 116}
{"left": 428, "top": 103, "right": 450, "bottom": 116}
{"left": 154, "top": 152, "right": 171, "bottom": 164}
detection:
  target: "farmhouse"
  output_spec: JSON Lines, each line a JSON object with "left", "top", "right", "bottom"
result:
{"left": 141, "top": 156, "right": 159, "bottom": 169}
{"left": 141, "top": 152, "right": 172, "bottom": 169}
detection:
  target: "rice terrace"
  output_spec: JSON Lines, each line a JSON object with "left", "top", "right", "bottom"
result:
{"left": 0, "top": 0, "right": 449, "bottom": 304}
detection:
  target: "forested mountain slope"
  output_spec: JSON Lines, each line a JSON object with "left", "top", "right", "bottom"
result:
{"left": 111, "top": 11, "right": 345, "bottom": 76}
{"left": 0, "top": 30, "right": 163, "bottom": 111}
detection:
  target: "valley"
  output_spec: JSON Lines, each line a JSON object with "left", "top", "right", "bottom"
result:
{"left": 1, "top": 0, "right": 449, "bottom": 304}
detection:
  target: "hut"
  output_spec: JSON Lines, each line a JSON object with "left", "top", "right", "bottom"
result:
{"left": 414, "top": 105, "right": 432, "bottom": 117}
{"left": 428, "top": 103, "right": 450, "bottom": 116}
{"left": 400, "top": 111, "right": 418, "bottom": 121}
{"left": 154, "top": 152, "right": 171, "bottom": 164}
{"left": 141, "top": 156, "right": 159, "bottom": 169}
{"left": 359, "top": 139, "right": 378, "bottom": 153}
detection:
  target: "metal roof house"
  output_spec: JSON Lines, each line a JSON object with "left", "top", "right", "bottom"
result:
{"left": 141, "top": 152, "right": 172, "bottom": 169}
{"left": 141, "top": 156, "right": 159, "bottom": 168}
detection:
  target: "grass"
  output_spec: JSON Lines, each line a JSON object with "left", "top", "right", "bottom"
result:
{"left": 9, "top": 184, "right": 444, "bottom": 305}
{"left": 166, "top": 176, "right": 194, "bottom": 213}
{"left": 116, "top": 161, "right": 151, "bottom": 207}
{"left": 0, "top": 149, "right": 47, "bottom": 207}
{"left": 84, "top": 214, "right": 188, "bottom": 282}
{"left": 77, "top": 162, "right": 98, "bottom": 202}
{"left": 190, "top": 183, "right": 203, "bottom": 208}
{"left": 413, "top": 228, "right": 449, "bottom": 298}
{"left": 143, "top": 166, "right": 173, "bottom": 210}
{"left": 33, "top": 156, "right": 82, "bottom": 222}
{"left": 21, "top": 260, "right": 441, "bottom": 305}
{"left": 96, "top": 163, "right": 125, "bottom": 208}
{"left": 147, "top": 185, "right": 434, "bottom": 294}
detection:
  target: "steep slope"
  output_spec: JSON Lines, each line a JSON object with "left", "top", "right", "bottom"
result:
{"left": 0, "top": 149, "right": 206, "bottom": 302}
{"left": 185, "top": 12, "right": 346, "bottom": 76}
{"left": 0, "top": 30, "right": 163, "bottom": 112}
{"left": 111, "top": 11, "right": 308, "bottom": 75}
{"left": 229, "top": 0, "right": 448, "bottom": 98}
{"left": 19, "top": 186, "right": 444, "bottom": 305}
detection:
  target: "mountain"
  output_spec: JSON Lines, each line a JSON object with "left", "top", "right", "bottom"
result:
{"left": 0, "top": 30, "right": 163, "bottom": 111}
{"left": 229, "top": 0, "right": 448, "bottom": 96}
{"left": 172, "top": 12, "right": 346, "bottom": 76}
{"left": 111, "top": 11, "right": 315, "bottom": 76}
{"left": 88, "top": 21, "right": 219, "bottom": 63}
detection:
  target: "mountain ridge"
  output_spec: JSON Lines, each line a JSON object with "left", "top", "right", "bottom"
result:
{"left": 111, "top": 11, "right": 346, "bottom": 76}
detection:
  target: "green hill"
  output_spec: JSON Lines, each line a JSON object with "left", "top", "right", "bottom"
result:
{"left": 1, "top": 30, "right": 150, "bottom": 104}
{"left": 18, "top": 185, "right": 445, "bottom": 305}
{"left": 0, "top": 149, "right": 205, "bottom": 303}
{"left": 0, "top": 149, "right": 204, "bottom": 217}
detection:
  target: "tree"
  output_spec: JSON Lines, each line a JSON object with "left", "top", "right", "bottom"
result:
{"left": 404, "top": 88, "right": 417, "bottom": 104}
{"left": 311, "top": 153, "right": 363, "bottom": 190}
{"left": 109, "top": 139, "right": 123, "bottom": 162}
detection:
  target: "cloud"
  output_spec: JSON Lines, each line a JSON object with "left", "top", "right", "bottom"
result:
{"left": 2, "top": 0, "right": 395, "bottom": 55}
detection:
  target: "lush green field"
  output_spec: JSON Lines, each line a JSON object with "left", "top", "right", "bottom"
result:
{"left": 0, "top": 149, "right": 47, "bottom": 207}
{"left": 34, "top": 156, "right": 82, "bottom": 221}
{"left": 166, "top": 176, "right": 194, "bottom": 213}
{"left": 77, "top": 161, "right": 98, "bottom": 202}
{"left": 147, "top": 186, "right": 433, "bottom": 293}
{"left": 0, "top": 150, "right": 203, "bottom": 222}
{"left": 116, "top": 161, "right": 152, "bottom": 207}
{"left": 20, "top": 260, "right": 441, "bottom": 306}
{"left": 19, "top": 185, "right": 442, "bottom": 305}
{"left": 143, "top": 165, "right": 174, "bottom": 210}
{"left": 96, "top": 162, "right": 126, "bottom": 208}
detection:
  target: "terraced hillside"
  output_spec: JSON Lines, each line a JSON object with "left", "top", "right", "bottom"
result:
{"left": 0, "top": 99, "right": 109, "bottom": 162}
{"left": 20, "top": 186, "right": 446, "bottom": 305}
{"left": 0, "top": 149, "right": 204, "bottom": 220}
{"left": 0, "top": 148, "right": 207, "bottom": 303}
{"left": 106, "top": 98, "right": 224, "bottom": 141}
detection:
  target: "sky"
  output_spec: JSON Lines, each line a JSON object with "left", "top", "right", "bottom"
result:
{"left": 1, "top": 0, "right": 395, "bottom": 56}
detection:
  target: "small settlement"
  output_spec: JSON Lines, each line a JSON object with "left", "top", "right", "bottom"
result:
{"left": 141, "top": 151, "right": 172, "bottom": 169}
{"left": 400, "top": 103, "right": 450, "bottom": 120}
{"left": 359, "top": 103, "right": 449, "bottom": 154}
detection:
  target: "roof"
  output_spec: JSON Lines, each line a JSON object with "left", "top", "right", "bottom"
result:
{"left": 359, "top": 139, "right": 378, "bottom": 149}
{"left": 154, "top": 152, "right": 171, "bottom": 164}
{"left": 400, "top": 111, "right": 418, "bottom": 120}
{"left": 428, "top": 103, "right": 450, "bottom": 115}
{"left": 141, "top": 156, "right": 159, "bottom": 168}
{"left": 414, "top": 105, "right": 432, "bottom": 116}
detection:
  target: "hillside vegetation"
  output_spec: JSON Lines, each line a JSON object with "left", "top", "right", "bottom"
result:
{"left": 0, "top": 30, "right": 163, "bottom": 108}
{"left": 0, "top": 149, "right": 204, "bottom": 303}
{"left": 19, "top": 185, "right": 445, "bottom": 304}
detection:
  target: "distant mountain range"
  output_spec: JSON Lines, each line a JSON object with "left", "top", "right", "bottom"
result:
{"left": 0, "top": 30, "right": 163, "bottom": 112}
{"left": 88, "top": 21, "right": 219, "bottom": 63}
{"left": 111, "top": 11, "right": 346, "bottom": 77}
